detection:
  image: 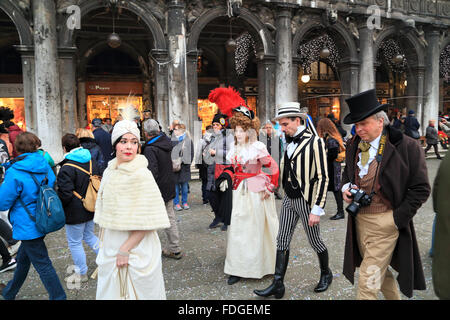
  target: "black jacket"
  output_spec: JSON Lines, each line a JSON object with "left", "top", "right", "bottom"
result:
{"left": 142, "top": 133, "right": 176, "bottom": 203}
{"left": 57, "top": 158, "right": 100, "bottom": 225}
{"left": 93, "top": 128, "right": 113, "bottom": 163}
{"left": 79, "top": 137, "right": 106, "bottom": 175}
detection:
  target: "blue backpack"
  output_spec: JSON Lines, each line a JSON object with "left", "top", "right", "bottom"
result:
{"left": 18, "top": 173, "right": 66, "bottom": 234}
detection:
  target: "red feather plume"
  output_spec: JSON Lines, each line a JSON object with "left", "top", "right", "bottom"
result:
{"left": 208, "top": 87, "right": 247, "bottom": 119}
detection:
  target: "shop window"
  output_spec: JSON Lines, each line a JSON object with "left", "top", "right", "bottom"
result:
{"left": 0, "top": 98, "right": 26, "bottom": 130}
{"left": 86, "top": 95, "right": 143, "bottom": 125}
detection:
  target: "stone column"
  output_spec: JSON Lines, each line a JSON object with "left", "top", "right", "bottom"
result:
{"left": 33, "top": 0, "right": 63, "bottom": 162}
{"left": 338, "top": 58, "right": 360, "bottom": 133}
{"left": 358, "top": 24, "right": 375, "bottom": 92}
{"left": 257, "top": 53, "right": 276, "bottom": 124}
{"left": 186, "top": 49, "right": 200, "bottom": 122}
{"left": 423, "top": 28, "right": 441, "bottom": 133}
{"left": 167, "top": 0, "right": 189, "bottom": 130}
{"left": 59, "top": 47, "right": 78, "bottom": 134}
{"left": 274, "top": 6, "right": 294, "bottom": 107}
{"left": 14, "top": 45, "right": 37, "bottom": 134}
{"left": 151, "top": 49, "right": 169, "bottom": 133}
{"left": 77, "top": 79, "right": 87, "bottom": 128}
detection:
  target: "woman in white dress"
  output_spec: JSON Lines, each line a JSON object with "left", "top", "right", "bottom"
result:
{"left": 219, "top": 109, "right": 280, "bottom": 285}
{"left": 94, "top": 119, "right": 170, "bottom": 300}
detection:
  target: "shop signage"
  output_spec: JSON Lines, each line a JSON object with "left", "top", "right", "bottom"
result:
{"left": 0, "top": 84, "right": 24, "bottom": 98}
{"left": 86, "top": 81, "right": 143, "bottom": 95}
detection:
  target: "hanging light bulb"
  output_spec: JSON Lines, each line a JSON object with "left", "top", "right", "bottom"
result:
{"left": 226, "top": 38, "right": 237, "bottom": 52}
{"left": 320, "top": 47, "right": 330, "bottom": 59}
{"left": 301, "top": 74, "right": 311, "bottom": 83}
{"left": 225, "top": 18, "right": 236, "bottom": 53}
{"left": 107, "top": 2, "right": 121, "bottom": 48}
{"left": 392, "top": 54, "right": 404, "bottom": 64}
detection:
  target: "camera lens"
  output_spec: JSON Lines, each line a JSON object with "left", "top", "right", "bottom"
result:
{"left": 346, "top": 202, "right": 360, "bottom": 217}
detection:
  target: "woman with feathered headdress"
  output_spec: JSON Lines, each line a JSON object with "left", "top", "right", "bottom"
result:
{"left": 215, "top": 104, "right": 280, "bottom": 286}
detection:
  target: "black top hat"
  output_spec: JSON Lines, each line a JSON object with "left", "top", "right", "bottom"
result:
{"left": 343, "top": 89, "right": 389, "bottom": 124}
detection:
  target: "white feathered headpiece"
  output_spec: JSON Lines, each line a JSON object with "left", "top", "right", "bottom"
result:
{"left": 111, "top": 95, "right": 141, "bottom": 145}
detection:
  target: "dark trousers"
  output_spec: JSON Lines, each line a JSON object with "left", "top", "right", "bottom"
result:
{"left": 0, "top": 237, "right": 10, "bottom": 263}
{"left": 207, "top": 190, "right": 221, "bottom": 219}
{"left": 333, "top": 191, "right": 344, "bottom": 213}
{"left": 1, "top": 237, "right": 66, "bottom": 300}
{"left": 201, "top": 177, "right": 208, "bottom": 203}
{"left": 0, "top": 218, "right": 17, "bottom": 246}
{"left": 424, "top": 143, "right": 440, "bottom": 157}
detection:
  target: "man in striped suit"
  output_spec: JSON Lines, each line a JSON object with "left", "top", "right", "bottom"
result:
{"left": 254, "top": 102, "right": 332, "bottom": 299}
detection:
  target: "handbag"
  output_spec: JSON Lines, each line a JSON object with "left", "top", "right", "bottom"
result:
{"left": 410, "top": 130, "right": 420, "bottom": 139}
{"left": 336, "top": 150, "right": 346, "bottom": 163}
{"left": 172, "top": 139, "right": 185, "bottom": 172}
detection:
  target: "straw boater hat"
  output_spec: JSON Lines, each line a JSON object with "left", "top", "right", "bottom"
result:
{"left": 273, "top": 102, "right": 308, "bottom": 121}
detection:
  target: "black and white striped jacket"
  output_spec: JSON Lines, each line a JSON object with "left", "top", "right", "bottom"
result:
{"left": 280, "top": 129, "right": 329, "bottom": 209}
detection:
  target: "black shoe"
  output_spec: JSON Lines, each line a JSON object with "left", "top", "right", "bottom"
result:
{"left": 254, "top": 250, "right": 289, "bottom": 299}
{"left": 221, "top": 225, "right": 228, "bottom": 231}
{"left": 330, "top": 211, "right": 345, "bottom": 220}
{"left": 314, "top": 250, "right": 332, "bottom": 293}
{"left": 0, "top": 258, "right": 16, "bottom": 273}
{"left": 227, "top": 275, "right": 241, "bottom": 285}
{"left": 209, "top": 218, "right": 221, "bottom": 229}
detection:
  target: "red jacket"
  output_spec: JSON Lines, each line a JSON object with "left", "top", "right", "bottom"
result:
{"left": 8, "top": 125, "right": 23, "bottom": 158}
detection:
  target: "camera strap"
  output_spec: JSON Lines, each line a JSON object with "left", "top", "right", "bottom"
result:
{"left": 356, "top": 128, "right": 387, "bottom": 197}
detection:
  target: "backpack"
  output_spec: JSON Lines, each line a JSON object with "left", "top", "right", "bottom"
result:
{"left": 172, "top": 139, "right": 185, "bottom": 172}
{"left": 62, "top": 160, "right": 101, "bottom": 213}
{"left": 19, "top": 173, "right": 66, "bottom": 234}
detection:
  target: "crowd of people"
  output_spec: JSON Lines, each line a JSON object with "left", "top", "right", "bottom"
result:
{"left": 0, "top": 86, "right": 449, "bottom": 300}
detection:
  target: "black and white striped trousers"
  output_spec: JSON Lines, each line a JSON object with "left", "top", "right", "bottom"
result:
{"left": 276, "top": 195, "right": 328, "bottom": 253}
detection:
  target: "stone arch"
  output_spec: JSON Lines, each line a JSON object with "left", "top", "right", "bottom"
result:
{"left": 197, "top": 46, "right": 226, "bottom": 80}
{"left": 77, "top": 40, "right": 149, "bottom": 79}
{"left": 373, "top": 25, "right": 425, "bottom": 68}
{"left": 292, "top": 17, "right": 358, "bottom": 63}
{"left": 0, "top": 0, "right": 33, "bottom": 45}
{"left": 59, "top": 0, "right": 166, "bottom": 50}
{"left": 187, "top": 6, "right": 275, "bottom": 56}
{"left": 441, "top": 35, "right": 450, "bottom": 53}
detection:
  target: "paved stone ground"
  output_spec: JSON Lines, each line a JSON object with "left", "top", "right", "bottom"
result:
{"left": 0, "top": 158, "right": 442, "bottom": 300}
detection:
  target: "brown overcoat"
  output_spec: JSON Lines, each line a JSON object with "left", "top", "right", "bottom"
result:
{"left": 342, "top": 125, "right": 431, "bottom": 298}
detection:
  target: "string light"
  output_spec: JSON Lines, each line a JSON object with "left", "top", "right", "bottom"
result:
{"left": 235, "top": 31, "right": 256, "bottom": 76}
{"left": 440, "top": 44, "right": 450, "bottom": 83}
{"left": 377, "top": 38, "right": 407, "bottom": 74}
{"left": 298, "top": 34, "right": 340, "bottom": 74}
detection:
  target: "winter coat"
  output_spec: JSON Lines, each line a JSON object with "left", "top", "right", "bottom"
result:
{"left": 425, "top": 125, "right": 439, "bottom": 145}
{"left": 57, "top": 147, "right": 100, "bottom": 225}
{"left": 37, "top": 149, "right": 55, "bottom": 168}
{"left": 403, "top": 115, "right": 420, "bottom": 139}
{"left": 93, "top": 128, "right": 113, "bottom": 163}
{"left": 171, "top": 134, "right": 194, "bottom": 184}
{"left": 93, "top": 154, "right": 170, "bottom": 231}
{"left": 324, "top": 136, "right": 342, "bottom": 192}
{"left": 79, "top": 137, "right": 106, "bottom": 175}
{"left": 432, "top": 152, "right": 450, "bottom": 299}
{"left": 142, "top": 133, "right": 176, "bottom": 203}
{"left": 0, "top": 152, "right": 56, "bottom": 240}
{"left": 7, "top": 125, "right": 23, "bottom": 158}
{"left": 342, "top": 125, "right": 430, "bottom": 298}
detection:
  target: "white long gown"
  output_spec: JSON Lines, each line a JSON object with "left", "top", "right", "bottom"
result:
{"left": 96, "top": 228, "right": 166, "bottom": 300}
{"left": 224, "top": 141, "right": 279, "bottom": 279}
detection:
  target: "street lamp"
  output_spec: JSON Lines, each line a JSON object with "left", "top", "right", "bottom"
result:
{"left": 301, "top": 74, "right": 311, "bottom": 83}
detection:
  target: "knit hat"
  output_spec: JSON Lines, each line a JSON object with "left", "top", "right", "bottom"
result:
{"left": 111, "top": 120, "right": 141, "bottom": 145}
{"left": 408, "top": 110, "right": 415, "bottom": 115}
{"left": 212, "top": 113, "right": 227, "bottom": 127}
{"left": 91, "top": 118, "right": 103, "bottom": 127}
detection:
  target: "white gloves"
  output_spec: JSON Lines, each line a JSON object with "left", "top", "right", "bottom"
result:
{"left": 219, "top": 180, "right": 228, "bottom": 192}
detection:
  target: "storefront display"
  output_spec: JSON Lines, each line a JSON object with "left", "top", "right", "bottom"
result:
{"left": 86, "top": 81, "right": 143, "bottom": 124}
{"left": 0, "top": 84, "right": 26, "bottom": 130}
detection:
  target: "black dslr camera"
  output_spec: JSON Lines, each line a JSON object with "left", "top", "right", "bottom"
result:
{"left": 345, "top": 188, "right": 373, "bottom": 217}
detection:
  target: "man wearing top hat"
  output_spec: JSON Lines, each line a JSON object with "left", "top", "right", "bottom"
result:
{"left": 254, "top": 101, "right": 332, "bottom": 299}
{"left": 340, "top": 89, "right": 430, "bottom": 299}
